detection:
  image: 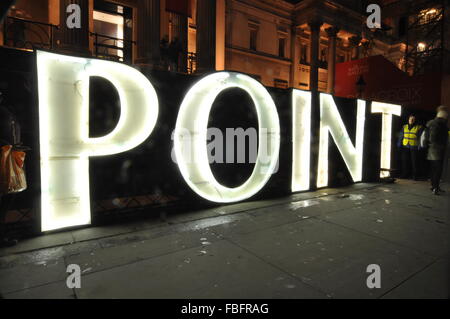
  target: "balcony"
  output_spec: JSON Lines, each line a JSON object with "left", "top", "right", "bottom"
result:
{"left": 91, "top": 32, "right": 135, "bottom": 64}
{"left": 2, "top": 16, "right": 58, "bottom": 51}
{"left": 186, "top": 51, "right": 197, "bottom": 74}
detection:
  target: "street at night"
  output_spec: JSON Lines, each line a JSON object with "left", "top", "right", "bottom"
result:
{"left": 1, "top": 0, "right": 450, "bottom": 305}
{"left": 1, "top": 179, "right": 448, "bottom": 299}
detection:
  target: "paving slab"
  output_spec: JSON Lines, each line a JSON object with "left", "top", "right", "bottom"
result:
{"left": 3, "top": 280, "right": 74, "bottom": 299}
{"left": 0, "top": 257, "right": 67, "bottom": 294}
{"left": 75, "top": 240, "right": 327, "bottom": 299}
{"left": 231, "top": 218, "right": 435, "bottom": 299}
{"left": 71, "top": 222, "right": 154, "bottom": 243}
{"left": 66, "top": 229, "right": 224, "bottom": 276}
{"left": 0, "top": 246, "right": 66, "bottom": 270}
{"left": 381, "top": 257, "right": 449, "bottom": 299}
{"left": 318, "top": 200, "right": 449, "bottom": 257}
{"left": 0, "top": 181, "right": 447, "bottom": 299}
{"left": 0, "top": 232, "right": 74, "bottom": 257}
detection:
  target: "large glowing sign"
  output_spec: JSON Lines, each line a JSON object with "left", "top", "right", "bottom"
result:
{"left": 173, "top": 72, "right": 281, "bottom": 202}
{"left": 371, "top": 102, "right": 402, "bottom": 178}
{"left": 35, "top": 51, "right": 402, "bottom": 232}
{"left": 291, "top": 89, "right": 312, "bottom": 192}
{"left": 317, "top": 94, "right": 366, "bottom": 188}
{"left": 37, "top": 51, "right": 159, "bottom": 231}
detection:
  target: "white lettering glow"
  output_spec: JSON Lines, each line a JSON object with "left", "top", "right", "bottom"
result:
{"left": 173, "top": 72, "right": 280, "bottom": 203}
{"left": 371, "top": 102, "right": 402, "bottom": 178}
{"left": 35, "top": 52, "right": 403, "bottom": 232}
{"left": 317, "top": 94, "right": 366, "bottom": 188}
{"left": 37, "top": 51, "right": 159, "bottom": 231}
{"left": 291, "top": 89, "right": 311, "bottom": 192}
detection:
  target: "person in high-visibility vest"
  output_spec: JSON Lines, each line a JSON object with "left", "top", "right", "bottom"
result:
{"left": 397, "top": 114, "right": 423, "bottom": 180}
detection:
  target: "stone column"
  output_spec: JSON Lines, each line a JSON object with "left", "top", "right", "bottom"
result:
{"left": 326, "top": 27, "right": 339, "bottom": 94}
{"left": 349, "top": 35, "right": 361, "bottom": 60}
{"left": 308, "top": 20, "right": 322, "bottom": 92}
{"left": 216, "top": 0, "right": 226, "bottom": 71}
{"left": 58, "top": 0, "right": 90, "bottom": 55}
{"left": 290, "top": 27, "right": 301, "bottom": 88}
{"left": 196, "top": 0, "right": 216, "bottom": 72}
{"left": 308, "top": 20, "right": 322, "bottom": 191}
{"left": 136, "top": 0, "right": 160, "bottom": 66}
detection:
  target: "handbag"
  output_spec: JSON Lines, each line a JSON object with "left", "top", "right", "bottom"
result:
{"left": 0, "top": 145, "right": 27, "bottom": 194}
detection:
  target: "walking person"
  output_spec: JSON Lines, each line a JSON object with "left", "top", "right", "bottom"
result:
{"left": 398, "top": 114, "right": 423, "bottom": 180}
{"left": 425, "top": 106, "right": 449, "bottom": 195}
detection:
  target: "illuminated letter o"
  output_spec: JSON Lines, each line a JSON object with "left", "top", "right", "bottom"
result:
{"left": 174, "top": 72, "right": 280, "bottom": 203}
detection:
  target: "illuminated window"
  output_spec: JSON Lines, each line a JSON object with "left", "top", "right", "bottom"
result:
{"left": 418, "top": 8, "right": 439, "bottom": 25}
{"left": 93, "top": 0, "right": 133, "bottom": 62}
{"left": 417, "top": 42, "right": 426, "bottom": 52}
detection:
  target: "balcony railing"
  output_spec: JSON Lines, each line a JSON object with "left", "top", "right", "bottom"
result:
{"left": 187, "top": 51, "right": 197, "bottom": 74}
{"left": 160, "top": 50, "right": 197, "bottom": 74}
{"left": 91, "top": 32, "right": 135, "bottom": 63}
{"left": 2, "top": 16, "right": 58, "bottom": 50}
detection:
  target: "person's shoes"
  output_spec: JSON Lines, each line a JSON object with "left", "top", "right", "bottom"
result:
{"left": 433, "top": 188, "right": 440, "bottom": 195}
{"left": 0, "top": 238, "right": 18, "bottom": 248}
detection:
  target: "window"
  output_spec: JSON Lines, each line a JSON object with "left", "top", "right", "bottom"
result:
{"left": 319, "top": 47, "right": 328, "bottom": 69}
{"left": 418, "top": 8, "right": 440, "bottom": 25}
{"left": 417, "top": 42, "right": 426, "bottom": 52}
{"left": 274, "top": 78, "right": 288, "bottom": 89}
{"left": 278, "top": 38, "right": 286, "bottom": 58}
{"left": 250, "top": 29, "right": 258, "bottom": 51}
{"left": 398, "top": 16, "right": 407, "bottom": 37}
{"left": 300, "top": 43, "right": 308, "bottom": 64}
{"left": 248, "top": 20, "right": 259, "bottom": 51}
{"left": 93, "top": 0, "right": 133, "bottom": 62}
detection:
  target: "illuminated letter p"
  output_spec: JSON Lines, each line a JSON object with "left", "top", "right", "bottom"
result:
{"left": 37, "top": 51, "right": 158, "bottom": 232}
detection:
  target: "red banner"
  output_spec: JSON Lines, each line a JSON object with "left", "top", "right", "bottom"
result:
{"left": 335, "top": 55, "right": 442, "bottom": 111}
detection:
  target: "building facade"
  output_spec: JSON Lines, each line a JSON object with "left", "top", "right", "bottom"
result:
{"left": 0, "top": 0, "right": 449, "bottom": 98}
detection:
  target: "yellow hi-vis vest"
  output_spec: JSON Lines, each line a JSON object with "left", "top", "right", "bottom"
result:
{"left": 402, "top": 124, "right": 422, "bottom": 147}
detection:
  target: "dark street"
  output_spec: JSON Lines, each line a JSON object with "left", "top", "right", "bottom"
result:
{"left": 1, "top": 179, "right": 448, "bottom": 299}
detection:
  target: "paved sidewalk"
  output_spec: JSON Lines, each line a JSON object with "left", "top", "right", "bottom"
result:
{"left": 0, "top": 180, "right": 448, "bottom": 299}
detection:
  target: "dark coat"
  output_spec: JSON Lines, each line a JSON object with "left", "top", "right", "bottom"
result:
{"left": 426, "top": 117, "right": 449, "bottom": 161}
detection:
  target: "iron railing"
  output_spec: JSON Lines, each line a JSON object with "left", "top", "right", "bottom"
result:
{"left": 91, "top": 32, "right": 135, "bottom": 63}
{"left": 3, "top": 16, "right": 58, "bottom": 50}
{"left": 187, "top": 51, "right": 197, "bottom": 74}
